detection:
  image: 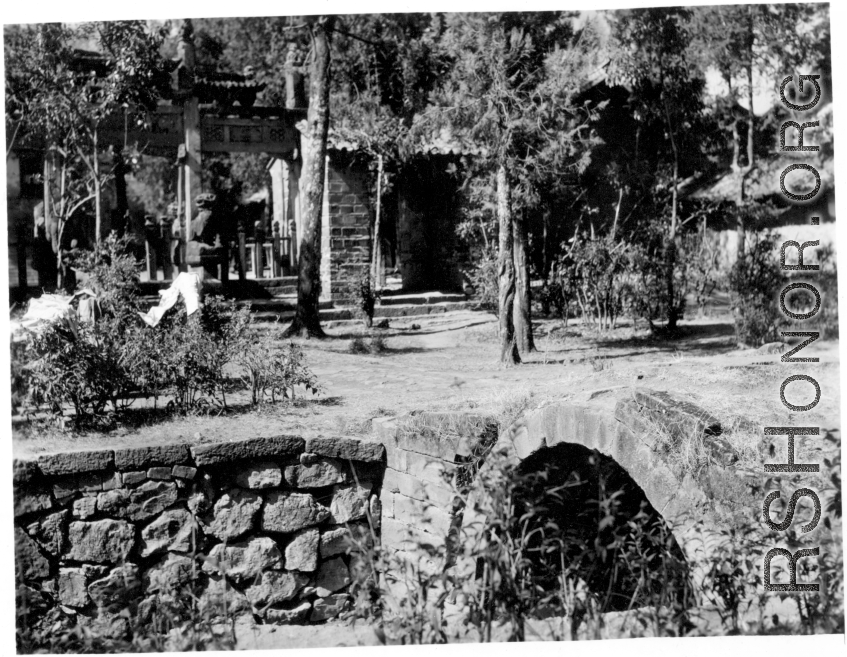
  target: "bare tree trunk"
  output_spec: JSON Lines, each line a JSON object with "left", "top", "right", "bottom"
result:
{"left": 497, "top": 165, "right": 520, "bottom": 365}
{"left": 513, "top": 208, "right": 534, "bottom": 353}
{"left": 93, "top": 127, "right": 102, "bottom": 245}
{"left": 285, "top": 16, "right": 335, "bottom": 338}
{"left": 663, "top": 97, "right": 680, "bottom": 331}
{"left": 114, "top": 150, "right": 128, "bottom": 236}
{"left": 737, "top": 7, "right": 756, "bottom": 261}
{"left": 371, "top": 153, "right": 383, "bottom": 288}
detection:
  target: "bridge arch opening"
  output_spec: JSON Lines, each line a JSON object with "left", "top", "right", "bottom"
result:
{"left": 504, "top": 443, "right": 693, "bottom": 613}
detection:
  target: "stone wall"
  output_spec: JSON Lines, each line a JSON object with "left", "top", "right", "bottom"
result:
{"left": 14, "top": 390, "right": 741, "bottom": 633}
{"left": 14, "top": 435, "right": 385, "bottom": 629}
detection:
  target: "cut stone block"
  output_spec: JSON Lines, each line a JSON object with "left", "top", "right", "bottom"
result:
{"left": 140, "top": 508, "right": 195, "bottom": 557}
{"left": 126, "top": 481, "right": 178, "bottom": 522}
{"left": 38, "top": 450, "right": 113, "bottom": 476}
{"left": 235, "top": 462, "right": 282, "bottom": 489}
{"left": 207, "top": 488, "right": 262, "bottom": 541}
{"left": 67, "top": 519, "right": 135, "bottom": 564}
{"left": 26, "top": 510, "right": 68, "bottom": 556}
{"left": 304, "top": 436, "right": 385, "bottom": 462}
{"left": 15, "top": 526, "right": 50, "bottom": 581}
{"left": 284, "top": 457, "right": 348, "bottom": 488}
{"left": 191, "top": 436, "right": 305, "bottom": 466}
{"left": 202, "top": 537, "right": 283, "bottom": 583}
{"left": 262, "top": 491, "right": 330, "bottom": 533}
{"left": 329, "top": 482, "right": 372, "bottom": 524}
{"left": 285, "top": 529, "right": 319, "bottom": 572}
{"left": 245, "top": 571, "right": 309, "bottom": 608}
{"left": 114, "top": 444, "right": 191, "bottom": 470}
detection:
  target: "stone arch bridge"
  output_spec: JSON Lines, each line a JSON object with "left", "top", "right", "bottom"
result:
{"left": 374, "top": 387, "right": 740, "bottom": 591}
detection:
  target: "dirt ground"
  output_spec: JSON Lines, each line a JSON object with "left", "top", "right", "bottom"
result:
{"left": 13, "top": 308, "right": 841, "bottom": 463}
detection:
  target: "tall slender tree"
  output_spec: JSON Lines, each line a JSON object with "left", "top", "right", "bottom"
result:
{"left": 611, "top": 7, "right": 702, "bottom": 331}
{"left": 285, "top": 16, "right": 335, "bottom": 338}
{"left": 420, "top": 13, "right": 575, "bottom": 363}
{"left": 689, "top": 3, "right": 831, "bottom": 259}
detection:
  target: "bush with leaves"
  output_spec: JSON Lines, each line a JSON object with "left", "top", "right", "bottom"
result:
{"left": 135, "top": 296, "right": 251, "bottom": 411}
{"left": 469, "top": 248, "right": 500, "bottom": 317}
{"left": 24, "top": 319, "right": 135, "bottom": 426}
{"left": 728, "top": 233, "right": 785, "bottom": 347}
{"left": 353, "top": 270, "right": 381, "bottom": 328}
{"left": 811, "top": 242, "right": 838, "bottom": 340}
{"left": 20, "top": 234, "right": 148, "bottom": 425}
{"left": 679, "top": 230, "right": 721, "bottom": 317}
{"left": 13, "top": 229, "right": 323, "bottom": 422}
{"left": 66, "top": 233, "right": 143, "bottom": 318}
{"left": 557, "top": 234, "right": 634, "bottom": 331}
{"left": 235, "top": 332, "right": 322, "bottom": 404}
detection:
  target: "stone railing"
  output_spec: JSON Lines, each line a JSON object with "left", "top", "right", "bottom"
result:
{"left": 14, "top": 435, "right": 385, "bottom": 628}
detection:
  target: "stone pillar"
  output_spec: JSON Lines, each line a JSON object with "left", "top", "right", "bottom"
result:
{"left": 319, "top": 154, "right": 331, "bottom": 302}
{"left": 284, "top": 43, "right": 306, "bottom": 110}
{"left": 179, "top": 20, "right": 202, "bottom": 243}
{"left": 270, "top": 158, "right": 285, "bottom": 274}
{"left": 183, "top": 100, "right": 202, "bottom": 243}
{"left": 284, "top": 158, "right": 301, "bottom": 269}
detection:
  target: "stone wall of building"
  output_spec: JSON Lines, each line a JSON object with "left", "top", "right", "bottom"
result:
{"left": 14, "top": 435, "right": 385, "bottom": 629}
{"left": 325, "top": 152, "right": 372, "bottom": 301}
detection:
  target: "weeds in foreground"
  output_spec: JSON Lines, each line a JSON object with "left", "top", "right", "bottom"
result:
{"left": 346, "top": 436, "right": 842, "bottom": 643}
{"left": 17, "top": 564, "right": 238, "bottom": 653}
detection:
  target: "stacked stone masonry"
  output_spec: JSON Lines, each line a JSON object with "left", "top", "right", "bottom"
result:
{"left": 326, "top": 153, "right": 372, "bottom": 301}
{"left": 373, "top": 412, "right": 499, "bottom": 569}
{"left": 14, "top": 435, "right": 385, "bottom": 628}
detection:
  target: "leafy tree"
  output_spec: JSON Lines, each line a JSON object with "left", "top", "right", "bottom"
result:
{"left": 419, "top": 12, "right": 579, "bottom": 363}
{"left": 5, "top": 21, "right": 169, "bottom": 285}
{"left": 609, "top": 7, "right": 704, "bottom": 331}
{"left": 688, "top": 3, "right": 831, "bottom": 258}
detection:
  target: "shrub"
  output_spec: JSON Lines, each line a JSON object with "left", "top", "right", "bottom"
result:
{"left": 354, "top": 270, "right": 381, "bottom": 328}
{"left": 680, "top": 230, "right": 721, "bottom": 317}
{"left": 10, "top": 339, "right": 29, "bottom": 415}
{"left": 235, "top": 334, "right": 322, "bottom": 404}
{"left": 812, "top": 242, "right": 838, "bottom": 340}
{"left": 537, "top": 280, "right": 569, "bottom": 323}
{"left": 66, "top": 232, "right": 143, "bottom": 322}
{"left": 469, "top": 248, "right": 500, "bottom": 317}
{"left": 137, "top": 296, "right": 251, "bottom": 411}
{"left": 728, "top": 234, "right": 785, "bottom": 347}
{"left": 557, "top": 234, "right": 633, "bottom": 331}
{"left": 627, "top": 231, "right": 691, "bottom": 333}
{"left": 25, "top": 319, "right": 135, "bottom": 426}
{"left": 348, "top": 333, "right": 388, "bottom": 355}
{"left": 12, "top": 239, "right": 321, "bottom": 423}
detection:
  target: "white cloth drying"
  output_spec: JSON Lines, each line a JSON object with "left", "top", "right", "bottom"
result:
{"left": 137, "top": 272, "right": 201, "bottom": 328}
{"left": 10, "top": 289, "right": 97, "bottom": 341}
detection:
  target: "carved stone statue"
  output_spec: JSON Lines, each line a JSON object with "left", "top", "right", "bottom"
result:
{"left": 186, "top": 193, "right": 226, "bottom": 279}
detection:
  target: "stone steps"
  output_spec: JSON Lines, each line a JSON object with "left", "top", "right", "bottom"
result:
{"left": 378, "top": 291, "right": 467, "bottom": 306}
{"left": 251, "top": 301, "right": 473, "bottom": 325}
{"left": 138, "top": 283, "right": 472, "bottom": 325}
